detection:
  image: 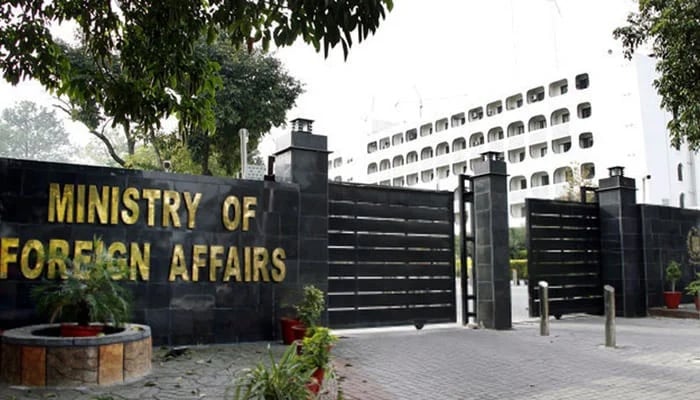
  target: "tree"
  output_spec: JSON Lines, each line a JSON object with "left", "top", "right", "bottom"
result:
{"left": 58, "top": 38, "right": 303, "bottom": 174}
{"left": 613, "top": 0, "right": 700, "bottom": 150}
{"left": 1, "top": 1, "right": 393, "bottom": 152}
{"left": 178, "top": 39, "right": 304, "bottom": 175}
{"left": 509, "top": 227, "right": 527, "bottom": 260}
{"left": 0, "top": 101, "right": 73, "bottom": 162}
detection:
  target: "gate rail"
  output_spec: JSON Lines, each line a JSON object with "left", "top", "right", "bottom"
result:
{"left": 526, "top": 198, "right": 603, "bottom": 317}
{"left": 328, "top": 182, "right": 456, "bottom": 329}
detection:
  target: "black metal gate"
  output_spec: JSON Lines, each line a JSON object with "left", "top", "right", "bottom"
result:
{"left": 526, "top": 198, "right": 603, "bottom": 317}
{"left": 327, "top": 182, "right": 456, "bottom": 329}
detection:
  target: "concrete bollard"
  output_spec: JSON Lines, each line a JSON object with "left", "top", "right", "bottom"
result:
{"left": 539, "top": 281, "right": 549, "bottom": 336}
{"left": 604, "top": 285, "right": 615, "bottom": 347}
{"left": 512, "top": 269, "right": 519, "bottom": 286}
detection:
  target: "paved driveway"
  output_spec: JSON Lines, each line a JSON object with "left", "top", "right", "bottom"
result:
{"left": 334, "top": 316, "right": 700, "bottom": 399}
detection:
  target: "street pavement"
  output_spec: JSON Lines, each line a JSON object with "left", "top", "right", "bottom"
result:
{"left": 2, "top": 286, "right": 700, "bottom": 400}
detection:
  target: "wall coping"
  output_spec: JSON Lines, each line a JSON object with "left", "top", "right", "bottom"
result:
{"left": 1, "top": 323, "right": 151, "bottom": 346}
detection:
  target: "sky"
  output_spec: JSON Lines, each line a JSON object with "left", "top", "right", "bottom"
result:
{"left": 262, "top": 0, "right": 636, "bottom": 156}
{"left": 0, "top": 0, "right": 638, "bottom": 161}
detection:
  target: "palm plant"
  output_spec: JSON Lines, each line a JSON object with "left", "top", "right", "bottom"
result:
{"left": 31, "top": 237, "right": 131, "bottom": 326}
{"left": 231, "top": 344, "right": 313, "bottom": 400}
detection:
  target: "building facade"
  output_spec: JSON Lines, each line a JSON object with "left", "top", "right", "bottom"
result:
{"left": 328, "top": 54, "right": 700, "bottom": 226}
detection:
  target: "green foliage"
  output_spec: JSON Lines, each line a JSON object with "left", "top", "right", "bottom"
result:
{"left": 176, "top": 40, "right": 303, "bottom": 175}
{"left": 509, "top": 227, "right": 527, "bottom": 259}
{"left": 295, "top": 285, "right": 325, "bottom": 328}
{"left": 685, "top": 272, "right": 700, "bottom": 296}
{"left": 301, "top": 327, "right": 338, "bottom": 371}
{"left": 231, "top": 344, "right": 313, "bottom": 400}
{"left": 510, "top": 259, "right": 528, "bottom": 280}
{"left": 31, "top": 237, "right": 132, "bottom": 326}
{"left": 614, "top": 0, "right": 700, "bottom": 150}
{"left": 666, "top": 260, "right": 682, "bottom": 292}
{"left": 0, "top": 101, "right": 73, "bottom": 162}
{"left": 1, "top": 0, "right": 393, "bottom": 166}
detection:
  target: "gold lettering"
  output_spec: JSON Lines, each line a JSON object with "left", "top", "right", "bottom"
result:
{"left": 48, "top": 183, "right": 74, "bottom": 223}
{"left": 162, "top": 190, "right": 181, "bottom": 228}
{"left": 87, "top": 185, "right": 109, "bottom": 224}
{"left": 271, "top": 248, "right": 287, "bottom": 282}
{"left": 253, "top": 247, "right": 270, "bottom": 282}
{"left": 209, "top": 245, "right": 224, "bottom": 282}
{"left": 20, "top": 240, "right": 45, "bottom": 279}
{"left": 108, "top": 242, "right": 127, "bottom": 280}
{"left": 222, "top": 196, "right": 241, "bottom": 231}
{"left": 141, "top": 189, "right": 161, "bottom": 227}
{"left": 0, "top": 237, "right": 19, "bottom": 279}
{"left": 110, "top": 187, "right": 120, "bottom": 224}
{"left": 223, "top": 246, "right": 241, "bottom": 282}
{"left": 192, "top": 244, "right": 207, "bottom": 282}
{"left": 242, "top": 196, "right": 257, "bottom": 231}
{"left": 169, "top": 244, "right": 189, "bottom": 281}
{"left": 244, "top": 246, "right": 252, "bottom": 282}
{"left": 121, "top": 188, "right": 140, "bottom": 224}
{"left": 183, "top": 192, "right": 202, "bottom": 229}
{"left": 47, "top": 239, "right": 69, "bottom": 279}
{"left": 73, "top": 240, "right": 93, "bottom": 275}
{"left": 76, "top": 185, "right": 86, "bottom": 223}
{"left": 130, "top": 242, "right": 150, "bottom": 281}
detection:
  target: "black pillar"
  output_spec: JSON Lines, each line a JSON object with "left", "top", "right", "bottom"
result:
{"left": 472, "top": 152, "right": 511, "bottom": 329}
{"left": 274, "top": 130, "right": 330, "bottom": 320}
{"left": 598, "top": 166, "right": 645, "bottom": 317}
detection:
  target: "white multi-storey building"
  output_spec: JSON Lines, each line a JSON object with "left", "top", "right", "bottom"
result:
{"left": 328, "top": 53, "right": 700, "bottom": 227}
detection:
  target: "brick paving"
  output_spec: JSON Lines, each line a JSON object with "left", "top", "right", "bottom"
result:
{"left": 2, "top": 315, "right": 700, "bottom": 399}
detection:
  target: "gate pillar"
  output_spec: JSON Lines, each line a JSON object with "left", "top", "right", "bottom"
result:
{"left": 472, "top": 152, "right": 512, "bottom": 329}
{"left": 597, "top": 166, "right": 645, "bottom": 317}
{"left": 274, "top": 120, "right": 330, "bottom": 321}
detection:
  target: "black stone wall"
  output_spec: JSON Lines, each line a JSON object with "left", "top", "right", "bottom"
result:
{"left": 639, "top": 204, "right": 700, "bottom": 308}
{"left": 0, "top": 156, "right": 322, "bottom": 345}
{"left": 273, "top": 131, "right": 330, "bottom": 325}
{"left": 598, "top": 175, "right": 645, "bottom": 317}
{"left": 472, "top": 154, "right": 511, "bottom": 329}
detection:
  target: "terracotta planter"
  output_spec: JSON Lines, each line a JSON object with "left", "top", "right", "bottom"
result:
{"left": 60, "top": 323, "right": 104, "bottom": 337}
{"left": 695, "top": 296, "right": 700, "bottom": 311}
{"left": 291, "top": 324, "right": 307, "bottom": 341}
{"left": 280, "top": 317, "right": 301, "bottom": 345}
{"left": 664, "top": 291, "right": 682, "bottom": 309}
{"left": 306, "top": 368, "right": 325, "bottom": 395}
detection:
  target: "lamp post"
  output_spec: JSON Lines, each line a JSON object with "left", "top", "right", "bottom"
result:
{"left": 239, "top": 128, "right": 249, "bottom": 178}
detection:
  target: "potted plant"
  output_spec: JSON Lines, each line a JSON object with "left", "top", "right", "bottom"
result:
{"left": 685, "top": 272, "right": 700, "bottom": 311}
{"left": 31, "top": 237, "right": 132, "bottom": 337}
{"left": 300, "top": 326, "right": 338, "bottom": 395}
{"left": 664, "top": 260, "right": 682, "bottom": 309}
{"left": 291, "top": 285, "right": 326, "bottom": 341}
{"left": 230, "top": 343, "right": 314, "bottom": 400}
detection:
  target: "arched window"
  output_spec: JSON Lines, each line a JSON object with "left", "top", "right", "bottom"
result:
{"left": 678, "top": 163, "right": 684, "bottom": 181}
{"left": 367, "top": 163, "right": 377, "bottom": 174}
{"left": 379, "top": 159, "right": 390, "bottom": 171}
{"left": 680, "top": 193, "right": 685, "bottom": 208}
{"left": 407, "top": 151, "right": 418, "bottom": 163}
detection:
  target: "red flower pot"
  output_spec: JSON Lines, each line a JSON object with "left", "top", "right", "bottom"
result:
{"left": 280, "top": 317, "right": 301, "bottom": 345}
{"left": 306, "top": 368, "right": 325, "bottom": 395}
{"left": 291, "top": 324, "right": 307, "bottom": 341}
{"left": 664, "top": 291, "right": 682, "bottom": 309}
{"left": 695, "top": 296, "right": 700, "bottom": 312}
{"left": 60, "top": 324, "right": 103, "bottom": 337}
